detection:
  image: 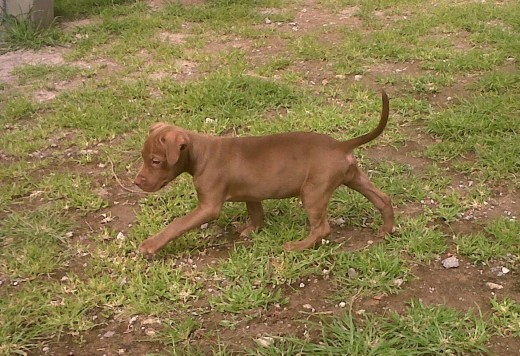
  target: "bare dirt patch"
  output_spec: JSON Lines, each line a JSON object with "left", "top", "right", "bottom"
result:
{"left": 365, "top": 141, "right": 432, "bottom": 171}
{"left": 61, "top": 18, "right": 99, "bottom": 30}
{"left": 149, "top": 0, "right": 206, "bottom": 11}
{"left": 149, "top": 59, "right": 198, "bottom": 83}
{"left": 362, "top": 256, "right": 518, "bottom": 314}
{"left": 204, "top": 36, "right": 254, "bottom": 54}
{"left": 374, "top": 8, "right": 412, "bottom": 25}
{"left": 294, "top": 3, "right": 364, "bottom": 32}
{"left": 159, "top": 31, "right": 188, "bottom": 45}
{"left": 40, "top": 318, "right": 166, "bottom": 356}
{"left": 287, "top": 59, "right": 336, "bottom": 86}
{"left": 0, "top": 48, "right": 66, "bottom": 84}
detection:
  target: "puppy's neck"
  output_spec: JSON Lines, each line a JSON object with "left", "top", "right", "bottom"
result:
{"left": 184, "top": 131, "right": 219, "bottom": 178}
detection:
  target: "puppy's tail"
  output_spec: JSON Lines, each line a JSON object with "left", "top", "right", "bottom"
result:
{"left": 339, "top": 90, "right": 389, "bottom": 152}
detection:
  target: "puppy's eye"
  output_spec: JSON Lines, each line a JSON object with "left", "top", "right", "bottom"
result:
{"left": 151, "top": 159, "right": 161, "bottom": 165}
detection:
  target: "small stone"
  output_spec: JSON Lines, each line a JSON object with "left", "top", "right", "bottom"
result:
{"left": 118, "top": 349, "right": 126, "bottom": 355}
{"left": 142, "top": 317, "right": 161, "bottom": 325}
{"left": 335, "top": 74, "right": 346, "bottom": 79}
{"left": 100, "top": 214, "right": 114, "bottom": 224}
{"left": 78, "top": 149, "right": 98, "bottom": 155}
{"left": 144, "top": 329, "right": 156, "bottom": 336}
{"left": 442, "top": 256, "right": 459, "bottom": 269}
{"left": 354, "top": 74, "right": 363, "bottom": 81}
{"left": 116, "top": 232, "right": 125, "bottom": 241}
{"left": 339, "top": 301, "right": 347, "bottom": 308}
{"left": 43, "top": 346, "right": 50, "bottom": 353}
{"left": 303, "top": 303, "right": 315, "bottom": 312}
{"left": 200, "top": 223, "right": 209, "bottom": 229}
{"left": 29, "top": 190, "right": 44, "bottom": 198}
{"left": 348, "top": 268, "right": 358, "bottom": 279}
{"left": 265, "top": 18, "right": 272, "bottom": 24}
{"left": 61, "top": 276, "right": 69, "bottom": 282}
{"left": 486, "top": 282, "right": 503, "bottom": 290}
{"left": 394, "top": 278, "right": 404, "bottom": 287}
{"left": 255, "top": 336, "right": 275, "bottom": 347}
{"left": 103, "top": 331, "right": 115, "bottom": 338}
{"left": 299, "top": 282, "right": 305, "bottom": 288}
{"left": 323, "top": 268, "right": 330, "bottom": 279}
{"left": 65, "top": 231, "right": 74, "bottom": 238}
{"left": 333, "top": 217, "right": 346, "bottom": 225}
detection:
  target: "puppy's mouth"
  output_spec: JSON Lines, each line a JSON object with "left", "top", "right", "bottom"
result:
{"left": 137, "top": 180, "right": 172, "bottom": 193}
{"left": 155, "top": 178, "right": 174, "bottom": 191}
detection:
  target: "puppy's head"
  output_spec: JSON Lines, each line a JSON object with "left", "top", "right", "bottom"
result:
{"left": 134, "top": 123, "right": 189, "bottom": 192}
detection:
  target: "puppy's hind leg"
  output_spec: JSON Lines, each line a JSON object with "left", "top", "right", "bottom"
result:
{"left": 344, "top": 165, "right": 394, "bottom": 237}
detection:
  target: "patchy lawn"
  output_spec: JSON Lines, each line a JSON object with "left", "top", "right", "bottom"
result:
{"left": 1, "top": 0, "right": 519, "bottom": 354}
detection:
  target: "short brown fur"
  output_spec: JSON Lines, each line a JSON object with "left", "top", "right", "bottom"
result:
{"left": 135, "top": 91, "right": 394, "bottom": 256}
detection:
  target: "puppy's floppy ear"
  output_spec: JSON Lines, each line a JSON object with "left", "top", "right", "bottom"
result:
{"left": 161, "top": 130, "right": 189, "bottom": 166}
{"left": 149, "top": 122, "right": 168, "bottom": 135}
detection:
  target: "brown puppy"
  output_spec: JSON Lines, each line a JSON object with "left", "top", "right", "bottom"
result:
{"left": 135, "top": 91, "right": 394, "bottom": 256}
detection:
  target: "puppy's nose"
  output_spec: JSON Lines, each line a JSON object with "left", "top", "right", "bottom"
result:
{"left": 134, "top": 175, "right": 145, "bottom": 187}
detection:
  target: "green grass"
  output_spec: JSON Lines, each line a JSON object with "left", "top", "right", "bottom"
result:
{"left": 55, "top": 0, "right": 143, "bottom": 19}
{"left": 251, "top": 300, "right": 489, "bottom": 355}
{"left": 0, "top": 207, "right": 74, "bottom": 279}
{"left": 38, "top": 173, "right": 108, "bottom": 214}
{"left": 426, "top": 74, "right": 520, "bottom": 184}
{"left": 389, "top": 217, "right": 448, "bottom": 262}
{"left": 0, "top": 13, "right": 69, "bottom": 52}
{"left": 0, "top": 279, "right": 97, "bottom": 355}
{"left": 333, "top": 244, "right": 411, "bottom": 299}
{"left": 85, "top": 241, "right": 202, "bottom": 315}
{"left": 455, "top": 218, "right": 520, "bottom": 264}
{"left": 0, "top": 95, "right": 36, "bottom": 125}
{"left": 491, "top": 298, "right": 520, "bottom": 337}
{"left": 1, "top": 0, "right": 519, "bottom": 353}
{"left": 12, "top": 64, "right": 92, "bottom": 85}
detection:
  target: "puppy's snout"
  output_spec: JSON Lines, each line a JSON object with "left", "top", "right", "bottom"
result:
{"left": 134, "top": 175, "right": 146, "bottom": 187}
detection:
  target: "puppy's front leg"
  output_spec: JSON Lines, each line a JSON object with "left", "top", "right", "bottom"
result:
{"left": 139, "top": 203, "right": 222, "bottom": 256}
{"left": 238, "top": 201, "right": 265, "bottom": 237}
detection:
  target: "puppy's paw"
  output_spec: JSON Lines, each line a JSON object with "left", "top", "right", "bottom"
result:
{"left": 378, "top": 225, "right": 396, "bottom": 238}
{"left": 139, "top": 239, "right": 159, "bottom": 259}
{"left": 238, "top": 224, "right": 257, "bottom": 238}
{"left": 283, "top": 240, "right": 313, "bottom": 252}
